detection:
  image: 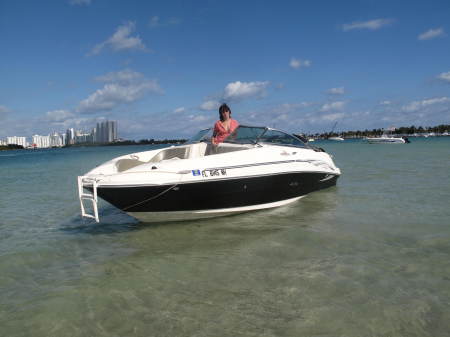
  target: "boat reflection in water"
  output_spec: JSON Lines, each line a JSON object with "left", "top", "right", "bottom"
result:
{"left": 78, "top": 126, "right": 341, "bottom": 223}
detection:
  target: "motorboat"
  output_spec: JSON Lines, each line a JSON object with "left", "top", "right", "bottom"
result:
{"left": 77, "top": 126, "right": 341, "bottom": 223}
{"left": 366, "top": 135, "right": 410, "bottom": 144}
{"left": 328, "top": 136, "right": 344, "bottom": 141}
{"left": 327, "top": 122, "right": 344, "bottom": 141}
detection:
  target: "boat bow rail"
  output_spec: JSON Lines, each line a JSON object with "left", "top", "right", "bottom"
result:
{"left": 77, "top": 176, "right": 100, "bottom": 222}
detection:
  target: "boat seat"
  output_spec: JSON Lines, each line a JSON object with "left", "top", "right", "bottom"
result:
{"left": 205, "top": 144, "right": 248, "bottom": 156}
{"left": 116, "top": 158, "right": 146, "bottom": 172}
{"left": 188, "top": 142, "right": 208, "bottom": 159}
{"left": 149, "top": 147, "right": 189, "bottom": 162}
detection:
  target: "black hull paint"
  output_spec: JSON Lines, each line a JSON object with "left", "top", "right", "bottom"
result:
{"left": 92, "top": 172, "right": 338, "bottom": 213}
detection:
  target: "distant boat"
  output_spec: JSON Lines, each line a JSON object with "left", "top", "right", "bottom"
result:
{"left": 327, "top": 122, "right": 344, "bottom": 141}
{"left": 308, "top": 138, "right": 315, "bottom": 142}
{"left": 366, "top": 135, "right": 410, "bottom": 144}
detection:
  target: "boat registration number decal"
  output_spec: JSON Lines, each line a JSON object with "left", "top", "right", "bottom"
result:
{"left": 202, "top": 168, "right": 227, "bottom": 178}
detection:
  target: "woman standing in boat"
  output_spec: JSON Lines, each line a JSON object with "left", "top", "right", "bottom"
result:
{"left": 212, "top": 103, "right": 239, "bottom": 144}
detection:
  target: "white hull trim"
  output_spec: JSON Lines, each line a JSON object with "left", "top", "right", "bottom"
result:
{"left": 127, "top": 195, "right": 305, "bottom": 223}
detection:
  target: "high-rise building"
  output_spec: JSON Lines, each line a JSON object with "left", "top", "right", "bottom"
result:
{"left": 66, "top": 128, "right": 75, "bottom": 145}
{"left": 95, "top": 120, "right": 118, "bottom": 143}
{"left": 74, "top": 131, "right": 94, "bottom": 144}
{"left": 32, "top": 135, "right": 51, "bottom": 148}
{"left": 7, "top": 136, "right": 27, "bottom": 148}
{"left": 50, "top": 132, "right": 64, "bottom": 147}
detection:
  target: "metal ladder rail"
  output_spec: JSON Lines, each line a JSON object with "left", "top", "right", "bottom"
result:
{"left": 77, "top": 176, "right": 100, "bottom": 222}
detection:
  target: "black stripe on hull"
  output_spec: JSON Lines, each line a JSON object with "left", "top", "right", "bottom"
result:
{"left": 94, "top": 172, "right": 338, "bottom": 213}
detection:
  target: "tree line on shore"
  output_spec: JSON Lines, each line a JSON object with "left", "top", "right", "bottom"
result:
{"left": 311, "top": 124, "right": 450, "bottom": 138}
{"left": 0, "top": 144, "right": 25, "bottom": 151}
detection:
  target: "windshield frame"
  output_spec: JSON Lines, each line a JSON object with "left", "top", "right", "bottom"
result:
{"left": 184, "top": 128, "right": 213, "bottom": 144}
{"left": 223, "top": 125, "right": 310, "bottom": 148}
{"left": 185, "top": 125, "right": 310, "bottom": 148}
{"left": 221, "top": 125, "right": 267, "bottom": 145}
{"left": 257, "top": 127, "right": 310, "bottom": 148}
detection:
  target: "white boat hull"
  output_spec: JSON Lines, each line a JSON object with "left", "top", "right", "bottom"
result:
{"left": 366, "top": 137, "right": 406, "bottom": 144}
{"left": 78, "top": 126, "right": 341, "bottom": 223}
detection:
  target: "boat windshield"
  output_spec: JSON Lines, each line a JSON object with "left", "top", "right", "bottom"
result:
{"left": 185, "top": 128, "right": 213, "bottom": 144}
{"left": 186, "top": 125, "right": 308, "bottom": 148}
{"left": 258, "top": 129, "right": 308, "bottom": 148}
{"left": 223, "top": 126, "right": 267, "bottom": 144}
{"left": 223, "top": 126, "right": 308, "bottom": 148}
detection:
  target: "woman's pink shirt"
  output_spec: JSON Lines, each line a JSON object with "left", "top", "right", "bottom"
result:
{"left": 213, "top": 119, "right": 239, "bottom": 144}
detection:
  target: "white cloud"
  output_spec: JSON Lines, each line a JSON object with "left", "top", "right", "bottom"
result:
{"left": 173, "top": 107, "right": 185, "bottom": 113}
{"left": 200, "top": 100, "right": 220, "bottom": 111}
{"left": 327, "top": 87, "right": 345, "bottom": 95}
{"left": 223, "top": 81, "right": 269, "bottom": 101}
{"left": 199, "top": 80, "right": 271, "bottom": 110}
{"left": 45, "top": 110, "right": 74, "bottom": 122}
{"left": 0, "top": 105, "right": 10, "bottom": 113}
{"left": 239, "top": 101, "right": 349, "bottom": 133}
{"left": 321, "top": 112, "right": 345, "bottom": 121}
{"left": 90, "top": 22, "right": 148, "bottom": 55}
{"left": 402, "top": 97, "right": 450, "bottom": 112}
{"left": 380, "top": 100, "right": 392, "bottom": 105}
{"left": 119, "top": 109, "right": 214, "bottom": 140}
{"left": 437, "top": 71, "right": 450, "bottom": 83}
{"left": 95, "top": 69, "right": 143, "bottom": 83}
{"left": 149, "top": 16, "right": 160, "bottom": 27}
{"left": 168, "top": 18, "right": 181, "bottom": 25}
{"left": 274, "top": 102, "right": 313, "bottom": 113}
{"left": 342, "top": 18, "right": 394, "bottom": 32}
{"left": 188, "top": 114, "right": 208, "bottom": 122}
{"left": 289, "top": 58, "right": 311, "bottom": 69}
{"left": 320, "top": 101, "right": 346, "bottom": 112}
{"left": 78, "top": 81, "right": 162, "bottom": 113}
{"left": 418, "top": 28, "right": 445, "bottom": 41}
{"left": 69, "top": 0, "right": 91, "bottom": 5}
{"left": 77, "top": 70, "right": 163, "bottom": 114}
{"left": 149, "top": 16, "right": 181, "bottom": 28}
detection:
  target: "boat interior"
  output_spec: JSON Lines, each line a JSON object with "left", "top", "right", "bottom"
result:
{"left": 115, "top": 142, "right": 251, "bottom": 172}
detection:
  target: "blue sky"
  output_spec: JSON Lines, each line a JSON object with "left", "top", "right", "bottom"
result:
{"left": 1, "top": 0, "right": 449, "bottom": 139}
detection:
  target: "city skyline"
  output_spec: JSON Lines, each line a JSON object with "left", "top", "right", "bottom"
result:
{"left": 0, "top": 0, "right": 449, "bottom": 140}
{"left": 0, "top": 120, "right": 118, "bottom": 148}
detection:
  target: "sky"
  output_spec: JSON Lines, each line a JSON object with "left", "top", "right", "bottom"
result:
{"left": 1, "top": 0, "right": 449, "bottom": 140}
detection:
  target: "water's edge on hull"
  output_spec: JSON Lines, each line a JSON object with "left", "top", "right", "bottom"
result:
{"left": 127, "top": 196, "right": 305, "bottom": 223}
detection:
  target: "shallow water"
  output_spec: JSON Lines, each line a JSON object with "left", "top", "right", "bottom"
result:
{"left": 1, "top": 138, "right": 450, "bottom": 337}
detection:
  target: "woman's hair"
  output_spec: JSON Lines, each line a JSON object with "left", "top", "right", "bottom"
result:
{"left": 218, "top": 103, "right": 231, "bottom": 122}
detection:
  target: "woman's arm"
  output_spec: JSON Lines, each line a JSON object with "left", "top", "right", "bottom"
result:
{"left": 212, "top": 121, "right": 220, "bottom": 145}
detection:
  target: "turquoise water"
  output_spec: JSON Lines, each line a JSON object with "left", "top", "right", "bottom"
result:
{"left": 1, "top": 138, "right": 450, "bottom": 337}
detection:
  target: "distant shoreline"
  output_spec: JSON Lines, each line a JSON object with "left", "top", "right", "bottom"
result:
{"left": 0, "top": 139, "right": 187, "bottom": 151}
{"left": 0, "top": 145, "right": 25, "bottom": 151}
{"left": 302, "top": 124, "right": 450, "bottom": 139}
{"left": 2, "top": 123, "right": 449, "bottom": 150}
{"left": 63, "top": 138, "right": 188, "bottom": 148}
